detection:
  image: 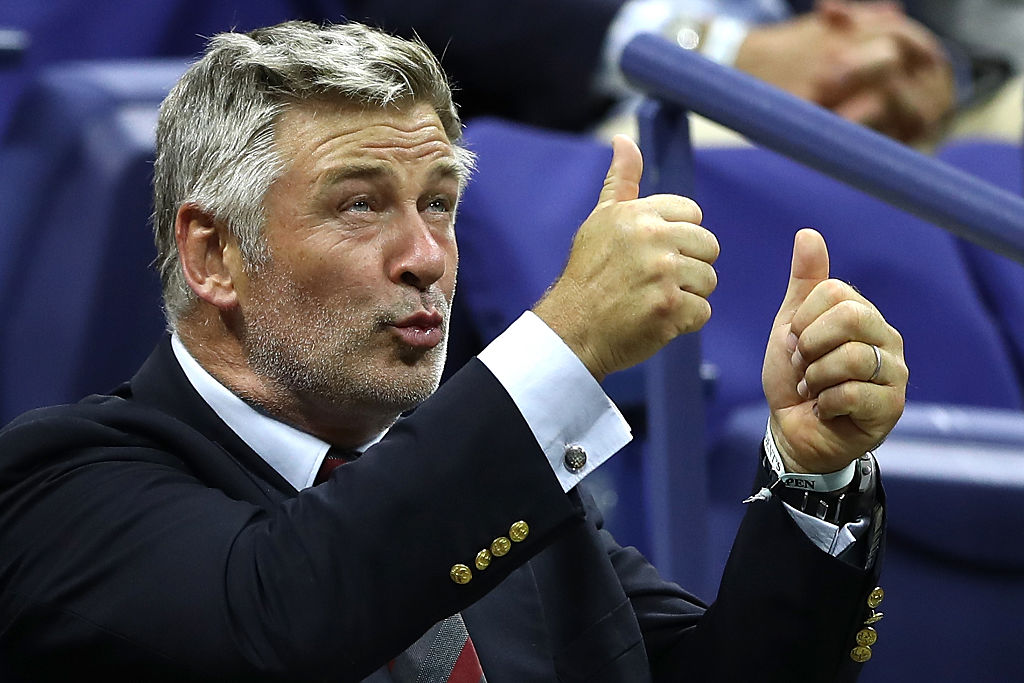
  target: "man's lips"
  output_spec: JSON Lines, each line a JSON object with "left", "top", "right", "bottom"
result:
{"left": 389, "top": 310, "right": 444, "bottom": 349}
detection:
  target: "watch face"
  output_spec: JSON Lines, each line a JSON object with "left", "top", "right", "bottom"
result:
{"left": 672, "top": 25, "right": 702, "bottom": 51}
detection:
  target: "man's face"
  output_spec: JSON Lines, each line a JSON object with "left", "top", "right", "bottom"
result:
{"left": 239, "top": 101, "right": 461, "bottom": 420}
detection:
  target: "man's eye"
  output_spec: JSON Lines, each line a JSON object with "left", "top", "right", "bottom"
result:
{"left": 347, "top": 199, "right": 372, "bottom": 212}
{"left": 427, "top": 198, "right": 452, "bottom": 213}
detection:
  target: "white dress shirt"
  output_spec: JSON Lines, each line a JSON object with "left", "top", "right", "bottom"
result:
{"left": 171, "top": 311, "right": 854, "bottom": 554}
{"left": 170, "top": 311, "right": 630, "bottom": 493}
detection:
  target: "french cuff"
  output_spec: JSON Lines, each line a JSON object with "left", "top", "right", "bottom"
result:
{"left": 763, "top": 420, "right": 860, "bottom": 557}
{"left": 788, "top": 507, "right": 861, "bottom": 557}
{"left": 478, "top": 312, "right": 632, "bottom": 491}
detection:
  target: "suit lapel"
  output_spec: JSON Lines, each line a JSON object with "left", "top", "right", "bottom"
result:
{"left": 123, "top": 337, "right": 298, "bottom": 505}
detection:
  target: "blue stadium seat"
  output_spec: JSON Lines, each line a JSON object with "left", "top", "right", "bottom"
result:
{"left": 938, "top": 140, "right": 1024, "bottom": 390}
{"left": 0, "top": 60, "right": 187, "bottom": 422}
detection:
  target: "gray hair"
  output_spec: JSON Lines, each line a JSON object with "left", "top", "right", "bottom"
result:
{"left": 152, "top": 20, "right": 473, "bottom": 327}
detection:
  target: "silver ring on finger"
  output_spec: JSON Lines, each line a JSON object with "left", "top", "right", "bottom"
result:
{"left": 868, "top": 343, "right": 883, "bottom": 382}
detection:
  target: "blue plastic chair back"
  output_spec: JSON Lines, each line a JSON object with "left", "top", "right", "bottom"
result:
{"left": 0, "top": 60, "right": 187, "bottom": 422}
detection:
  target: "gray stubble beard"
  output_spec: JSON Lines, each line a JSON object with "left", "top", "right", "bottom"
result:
{"left": 242, "top": 277, "right": 453, "bottom": 419}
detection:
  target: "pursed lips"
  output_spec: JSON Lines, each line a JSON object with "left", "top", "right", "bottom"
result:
{"left": 389, "top": 309, "right": 445, "bottom": 349}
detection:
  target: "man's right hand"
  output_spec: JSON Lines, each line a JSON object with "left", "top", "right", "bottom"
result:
{"left": 533, "top": 135, "right": 718, "bottom": 382}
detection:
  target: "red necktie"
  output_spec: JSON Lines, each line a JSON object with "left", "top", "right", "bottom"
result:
{"left": 314, "top": 449, "right": 487, "bottom": 682}
{"left": 388, "top": 613, "right": 487, "bottom": 683}
{"left": 313, "top": 447, "right": 360, "bottom": 485}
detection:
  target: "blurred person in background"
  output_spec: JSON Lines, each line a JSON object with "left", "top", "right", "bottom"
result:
{"left": 0, "top": 1, "right": 1014, "bottom": 144}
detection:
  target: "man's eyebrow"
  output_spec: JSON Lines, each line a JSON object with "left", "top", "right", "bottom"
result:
{"left": 430, "top": 158, "right": 468, "bottom": 191}
{"left": 314, "top": 159, "right": 465, "bottom": 192}
{"left": 317, "top": 163, "right": 393, "bottom": 190}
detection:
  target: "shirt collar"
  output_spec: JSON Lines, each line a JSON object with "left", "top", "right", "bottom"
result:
{"left": 170, "top": 333, "right": 331, "bottom": 490}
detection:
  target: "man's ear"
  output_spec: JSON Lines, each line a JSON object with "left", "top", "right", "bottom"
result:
{"left": 175, "top": 204, "right": 245, "bottom": 311}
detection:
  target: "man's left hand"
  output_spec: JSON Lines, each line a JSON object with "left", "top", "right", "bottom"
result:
{"left": 762, "top": 228, "right": 908, "bottom": 474}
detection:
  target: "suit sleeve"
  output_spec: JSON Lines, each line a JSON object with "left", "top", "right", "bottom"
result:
{"left": 0, "top": 360, "right": 579, "bottom": 681}
{"left": 295, "top": 0, "right": 625, "bottom": 129}
{"left": 596, "top": 482, "right": 885, "bottom": 682}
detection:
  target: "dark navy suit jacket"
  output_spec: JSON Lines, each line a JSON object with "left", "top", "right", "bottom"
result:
{"left": 0, "top": 338, "right": 880, "bottom": 681}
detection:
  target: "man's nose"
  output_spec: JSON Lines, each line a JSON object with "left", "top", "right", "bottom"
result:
{"left": 387, "top": 209, "right": 450, "bottom": 290}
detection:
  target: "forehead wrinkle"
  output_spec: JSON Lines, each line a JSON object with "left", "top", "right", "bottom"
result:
{"left": 304, "top": 113, "right": 450, "bottom": 155}
{"left": 279, "top": 97, "right": 446, "bottom": 149}
{"left": 355, "top": 137, "right": 453, "bottom": 166}
{"left": 306, "top": 133, "right": 453, "bottom": 184}
{"left": 275, "top": 103, "right": 461, "bottom": 194}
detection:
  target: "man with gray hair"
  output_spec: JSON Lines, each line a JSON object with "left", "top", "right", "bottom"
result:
{"left": 0, "top": 20, "right": 907, "bottom": 682}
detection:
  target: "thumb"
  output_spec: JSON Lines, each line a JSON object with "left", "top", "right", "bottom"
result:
{"left": 778, "top": 228, "right": 830, "bottom": 320}
{"left": 598, "top": 134, "right": 643, "bottom": 205}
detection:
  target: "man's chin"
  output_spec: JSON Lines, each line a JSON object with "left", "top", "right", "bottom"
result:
{"left": 393, "top": 338, "right": 448, "bottom": 376}
{"left": 362, "top": 356, "right": 446, "bottom": 409}
{"left": 345, "top": 378, "right": 441, "bottom": 417}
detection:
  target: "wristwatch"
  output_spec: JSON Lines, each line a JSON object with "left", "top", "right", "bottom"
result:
{"left": 769, "top": 452, "right": 878, "bottom": 526}
{"left": 761, "top": 426, "right": 879, "bottom": 526}
{"left": 660, "top": 16, "right": 709, "bottom": 52}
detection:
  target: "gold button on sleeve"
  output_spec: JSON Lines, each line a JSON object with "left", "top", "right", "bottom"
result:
{"left": 509, "top": 520, "right": 530, "bottom": 543}
{"left": 864, "top": 611, "right": 884, "bottom": 626}
{"left": 867, "top": 587, "right": 885, "bottom": 609}
{"left": 475, "top": 549, "right": 492, "bottom": 571}
{"left": 450, "top": 564, "right": 472, "bottom": 585}
{"left": 490, "top": 537, "right": 511, "bottom": 557}
{"left": 850, "top": 645, "right": 873, "bottom": 663}
{"left": 856, "top": 627, "right": 878, "bottom": 647}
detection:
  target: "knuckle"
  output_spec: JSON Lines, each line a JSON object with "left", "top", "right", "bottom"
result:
{"left": 653, "top": 253, "right": 676, "bottom": 280}
{"left": 803, "top": 363, "right": 823, "bottom": 394}
{"left": 834, "top": 298, "right": 868, "bottom": 332}
{"left": 890, "top": 324, "right": 905, "bottom": 352}
{"left": 634, "top": 214, "right": 664, "bottom": 241}
{"left": 702, "top": 263, "right": 719, "bottom": 297}
{"left": 682, "top": 197, "right": 703, "bottom": 225}
{"left": 699, "top": 228, "right": 720, "bottom": 264}
{"left": 694, "top": 297, "right": 712, "bottom": 327}
{"left": 847, "top": 342, "right": 870, "bottom": 375}
{"left": 817, "top": 279, "right": 849, "bottom": 306}
{"left": 894, "top": 355, "right": 910, "bottom": 384}
{"left": 649, "top": 287, "right": 677, "bottom": 320}
{"left": 828, "top": 382, "right": 857, "bottom": 410}
{"left": 678, "top": 298, "right": 711, "bottom": 334}
{"left": 679, "top": 261, "right": 717, "bottom": 299}
{"left": 840, "top": 380, "right": 859, "bottom": 405}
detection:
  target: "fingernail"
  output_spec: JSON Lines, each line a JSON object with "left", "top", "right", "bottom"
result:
{"left": 791, "top": 349, "right": 804, "bottom": 368}
{"left": 812, "top": 401, "right": 819, "bottom": 418}
{"left": 786, "top": 332, "right": 798, "bottom": 353}
{"left": 797, "top": 379, "right": 809, "bottom": 398}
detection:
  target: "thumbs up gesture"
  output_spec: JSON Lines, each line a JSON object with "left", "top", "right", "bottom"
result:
{"left": 763, "top": 229, "right": 908, "bottom": 474}
{"left": 534, "top": 135, "right": 719, "bottom": 380}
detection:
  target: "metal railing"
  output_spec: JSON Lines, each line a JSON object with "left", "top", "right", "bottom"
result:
{"left": 622, "top": 32, "right": 1024, "bottom": 264}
